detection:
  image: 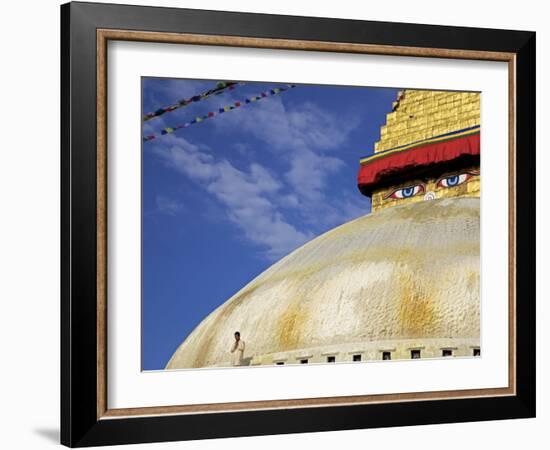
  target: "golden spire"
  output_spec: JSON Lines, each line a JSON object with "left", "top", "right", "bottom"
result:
{"left": 375, "top": 90, "right": 480, "bottom": 153}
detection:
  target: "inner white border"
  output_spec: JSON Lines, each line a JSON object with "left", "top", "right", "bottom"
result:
{"left": 107, "top": 40, "right": 509, "bottom": 409}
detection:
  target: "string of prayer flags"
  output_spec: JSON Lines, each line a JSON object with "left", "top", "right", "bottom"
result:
{"left": 143, "top": 84, "right": 296, "bottom": 142}
{"left": 143, "top": 81, "right": 241, "bottom": 122}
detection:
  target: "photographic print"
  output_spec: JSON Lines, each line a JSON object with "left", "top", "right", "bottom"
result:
{"left": 62, "top": 6, "right": 535, "bottom": 444}
{"left": 141, "top": 78, "right": 481, "bottom": 371}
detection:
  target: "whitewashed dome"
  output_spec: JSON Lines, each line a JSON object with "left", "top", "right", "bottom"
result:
{"left": 166, "top": 197, "right": 480, "bottom": 369}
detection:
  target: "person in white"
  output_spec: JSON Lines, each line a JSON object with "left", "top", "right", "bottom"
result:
{"left": 230, "top": 331, "right": 245, "bottom": 366}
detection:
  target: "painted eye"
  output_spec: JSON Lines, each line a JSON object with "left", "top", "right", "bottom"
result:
{"left": 437, "top": 173, "right": 473, "bottom": 188}
{"left": 386, "top": 184, "right": 425, "bottom": 199}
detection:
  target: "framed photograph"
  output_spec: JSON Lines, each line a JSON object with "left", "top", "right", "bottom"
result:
{"left": 61, "top": 1, "right": 536, "bottom": 447}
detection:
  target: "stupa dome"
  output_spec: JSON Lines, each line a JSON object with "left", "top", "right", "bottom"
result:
{"left": 166, "top": 197, "right": 480, "bottom": 369}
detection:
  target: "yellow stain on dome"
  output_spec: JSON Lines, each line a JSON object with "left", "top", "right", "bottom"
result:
{"left": 276, "top": 296, "right": 311, "bottom": 350}
{"left": 398, "top": 273, "right": 437, "bottom": 338}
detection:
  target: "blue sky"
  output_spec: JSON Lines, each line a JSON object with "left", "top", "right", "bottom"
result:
{"left": 142, "top": 77, "right": 399, "bottom": 370}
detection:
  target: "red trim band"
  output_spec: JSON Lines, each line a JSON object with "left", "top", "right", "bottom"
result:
{"left": 357, "top": 132, "right": 480, "bottom": 195}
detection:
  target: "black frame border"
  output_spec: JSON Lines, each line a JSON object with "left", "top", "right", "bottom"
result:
{"left": 61, "top": 2, "right": 535, "bottom": 447}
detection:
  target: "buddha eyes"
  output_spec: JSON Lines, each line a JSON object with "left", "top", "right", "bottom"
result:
{"left": 436, "top": 173, "right": 474, "bottom": 188}
{"left": 384, "top": 172, "right": 478, "bottom": 201}
{"left": 386, "top": 184, "right": 425, "bottom": 199}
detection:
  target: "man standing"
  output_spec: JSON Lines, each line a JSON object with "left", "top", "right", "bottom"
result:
{"left": 230, "top": 331, "right": 245, "bottom": 366}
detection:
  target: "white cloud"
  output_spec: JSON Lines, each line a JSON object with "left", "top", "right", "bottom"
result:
{"left": 211, "top": 95, "right": 360, "bottom": 216}
{"left": 155, "top": 195, "right": 184, "bottom": 216}
{"left": 152, "top": 135, "right": 311, "bottom": 260}
{"left": 286, "top": 101, "right": 359, "bottom": 151}
{"left": 147, "top": 87, "right": 368, "bottom": 260}
{"left": 214, "top": 96, "right": 358, "bottom": 152}
{"left": 285, "top": 149, "right": 344, "bottom": 202}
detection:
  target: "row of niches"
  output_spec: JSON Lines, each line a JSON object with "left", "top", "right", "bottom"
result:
{"left": 245, "top": 338, "right": 481, "bottom": 367}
